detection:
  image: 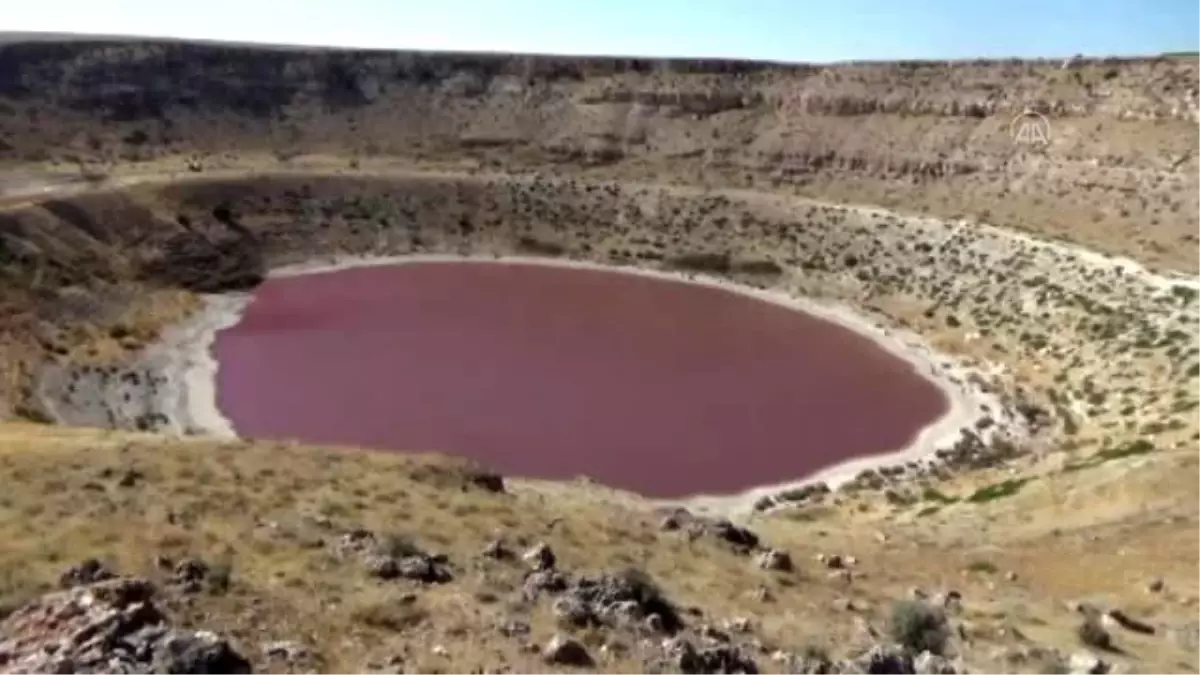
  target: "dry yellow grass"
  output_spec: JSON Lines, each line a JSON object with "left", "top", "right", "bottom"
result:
{"left": 0, "top": 422, "right": 1195, "bottom": 672}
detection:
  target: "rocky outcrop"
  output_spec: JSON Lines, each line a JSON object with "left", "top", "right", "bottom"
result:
{"left": 0, "top": 576, "right": 250, "bottom": 674}
{"left": 334, "top": 528, "right": 454, "bottom": 584}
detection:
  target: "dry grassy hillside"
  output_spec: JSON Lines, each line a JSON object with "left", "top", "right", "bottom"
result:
{"left": 0, "top": 36, "right": 1196, "bottom": 674}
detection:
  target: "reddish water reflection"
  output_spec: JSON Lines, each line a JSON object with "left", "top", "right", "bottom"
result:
{"left": 214, "top": 262, "right": 946, "bottom": 498}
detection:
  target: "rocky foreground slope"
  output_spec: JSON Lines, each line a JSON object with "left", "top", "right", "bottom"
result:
{"left": 0, "top": 37, "right": 1197, "bottom": 673}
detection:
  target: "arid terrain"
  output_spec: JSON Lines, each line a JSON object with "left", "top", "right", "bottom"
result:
{"left": 0, "top": 36, "right": 1197, "bottom": 673}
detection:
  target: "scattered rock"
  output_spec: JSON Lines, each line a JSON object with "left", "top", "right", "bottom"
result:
{"left": 832, "top": 597, "right": 856, "bottom": 612}
{"left": 757, "top": 549, "right": 793, "bottom": 572}
{"left": 523, "top": 569, "right": 568, "bottom": 600}
{"left": 659, "top": 508, "right": 693, "bottom": 531}
{"left": 1145, "top": 578, "right": 1165, "bottom": 594}
{"left": 828, "top": 569, "right": 853, "bottom": 585}
{"left": 396, "top": 554, "right": 454, "bottom": 584}
{"left": 695, "top": 645, "right": 759, "bottom": 674}
{"left": 565, "top": 569, "right": 683, "bottom": 634}
{"left": 465, "top": 469, "right": 505, "bottom": 493}
{"left": 553, "top": 595, "right": 598, "bottom": 628}
{"left": 498, "top": 619, "right": 531, "bottom": 638}
{"left": 823, "top": 554, "right": 845, "bottom": 569}
{"left": 365, "top": 554, "right": 400, "bottom": 580}
{"left": 543, "top": 633, "right": 593, "bottom": 667}
{"left": 711, "top": 520, "right": 760, "bottom": 551}
{"left": 725, "top": 617, "right": 754, "bottom": 634}
{"left": 172, "top": 557, "right": 210, "bottom": 593}
{"left": 523, "top": 542, "right": 556, "bottom": 571}
{"left": 1068, "top": 650, "right": 1109, "bottom": 674}
{"left": 913, "top": 650, "right": 959, "bottom": 674}
{"left": 844, "top": 643, "right": 914, "bottom": 674}
{"left": 934, "top": 590, "right": 962, "bottom": 612}
{"left": 58, "top": 558, "right": 116, "bottom": 589}
{"left": 336, "top": 528, "right": 378, "bottom": 559}
{"left": 117, "top": 467, "right": 145, "bottom": 487}
{"left": 0, "top": 576, "right": 249, "bottom": 674}
{"left": 263, "top": 640, "right": 312, "bottom": 662}
{"left": 481, "top": 538, "right": 512, "bottom": 560}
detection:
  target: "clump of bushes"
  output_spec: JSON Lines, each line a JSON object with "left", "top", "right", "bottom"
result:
{"left": 668, "top": 251, "right": 732, "bottom": 273}
{"left": 966, "top": 478, "right": 1030, "bottom": 503}
{"left": 888, "top": 599, "right": 949, "bottom": 655}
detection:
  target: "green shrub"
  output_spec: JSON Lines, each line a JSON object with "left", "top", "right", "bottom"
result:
{"left": 373, "top": 533, "right": 422, "bottom": 559}
{"left": 888, "top": 600, "right": 950, "bottom": 655}
{"left": 966, "top": 478, "right": 1030, "bottom": 503}
{"left": 206, "top": 560, "right": 233, "bottom": 595}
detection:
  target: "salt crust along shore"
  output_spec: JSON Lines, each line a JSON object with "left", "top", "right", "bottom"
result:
{"left": 148, "top": 252, "right": 1018, "bottom": 515}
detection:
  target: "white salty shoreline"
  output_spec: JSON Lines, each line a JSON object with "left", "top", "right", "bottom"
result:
{"left": 148, "top": 292, "right": 250, "bottom": 441}
{"left": 155, "top": 252, "right": 1010, "bottom": 514}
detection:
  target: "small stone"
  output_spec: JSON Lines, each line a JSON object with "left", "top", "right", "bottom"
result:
{"left": 725, "top": 617, "right": 753, "bottom": 633}
{"left": 522, "top": 542, "right": 556, "bottom": 571}
{"left": 914, "top": 650, "right": 960, "bottom": 674}
{"left": 659, "top": 510, "right": 689, "bottom": 531}
{"left": 824, "top": 554, "right": 844, "bottom": 569}
{"left": 1006, "top": 571, "right": 1019, "bottom": 582}
{"left": 467, "top": 470, "right": 505, "bottom": 493}
{"left": 117, "top": 468, "right": 144, "bottom": 488}
{"left": 481, "top": 538, "right": 512, "bottom": 560}
{"left": 522, "top": 569, "right": 567, "bottom": 600}
{"left": 172, "top": 558, "right": 210, "bottom": 593}
{"left": 938, "top": 589, "right": 963, "bottom": 612}
{"left": 364, "top": 555, "right": 399, "bottom": 580}
{"left": 1069, "top": 651, "right": 1109, "bottom": 674}
{"left": 644, "top": 613, "right": 666, "bottom": 634}
{"left": 757, "top": 549, "right": 793, "bottom": 572}
{"left": 497, "top": 619, "right": 530, "bottom": 637}
{"left": 552, "top": 596, "right": 596, "bottom": 628}
{"left": 711, "top": 519, "right": 760, "bottom": 550}
{"left": 263, "top": 641, "right": 311, "bottom": 662}
{"left": 1146, "top": 578, "right": 1165, "bottom": 593}
{"left": 397, "top": 554, "right": 453, "bottom": 584}
{"left": 59, "top": 559, "right": 116, "bottom": 589}
{"left": 827, "top": 569, "right": 852, "bottom": 584}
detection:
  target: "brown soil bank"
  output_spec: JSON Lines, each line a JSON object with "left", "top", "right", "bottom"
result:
{"left": 215, "top": 261, "right": 947, "bottom": 498}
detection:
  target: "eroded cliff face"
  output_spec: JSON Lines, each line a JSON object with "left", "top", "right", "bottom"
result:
{"left": 1, "top": 39, "right": 1197, "bottom": 269}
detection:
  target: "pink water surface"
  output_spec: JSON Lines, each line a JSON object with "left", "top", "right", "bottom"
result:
{"left": 213, "top": 262, "right": 946, "bottom": 498}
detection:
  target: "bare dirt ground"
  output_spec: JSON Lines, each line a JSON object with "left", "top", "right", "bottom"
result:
{"left": 0, "top": 36, "right": 1196, "bottom": 674}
